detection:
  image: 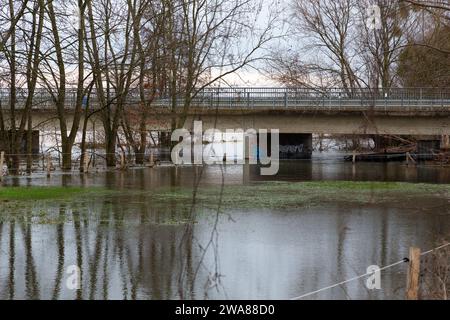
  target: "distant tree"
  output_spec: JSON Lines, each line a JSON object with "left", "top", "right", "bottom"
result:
{"left": 397, "top": 24, "right": 450, "bottom": 88}
{"left": 152, "top": 0, "right": 276, "bottom": 135}
{"left": 270, "top": 0, "right": 413, "bottom": 91}
{"left": 358, "top": 0, "right": 412, "bottom": 90}
{"left": 285, "top": 0, "right": 362, "bottom": 93}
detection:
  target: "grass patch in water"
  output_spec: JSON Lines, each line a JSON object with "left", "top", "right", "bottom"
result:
{"left": 150, "top": 181, "right": 450, "bottom": 209}
{"left": 0, "top": 186, "right": 108, "bottom": 200}
{"left": 1, "top": 181, "right": 449, "bottom": 225}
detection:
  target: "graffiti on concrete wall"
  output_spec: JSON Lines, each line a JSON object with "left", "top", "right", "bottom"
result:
{"left": 280, "top": 144, "right": 304, "bottom": 154}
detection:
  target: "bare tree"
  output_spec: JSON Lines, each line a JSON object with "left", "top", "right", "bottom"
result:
{"left": 38, "top": 0, "right": 88, "bottom": 170}
{"left": 153, "top": 0, "right": 276, "bottom": 134}
{"left": 120, "top": 0, "right": 164, "bottom": 165}
{"left": 285, "top": 0, "right": 362, "bottom": 92}
{"left": 84, "top": 0, "right": 140, "bottom": 167}
{"left": 0, "top": 0, "right": 44, "bottom": 174}
{"left": 358, "top": 0, "right": 412, "bottom": 89}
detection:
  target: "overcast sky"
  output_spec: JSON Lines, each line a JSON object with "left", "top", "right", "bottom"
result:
{"left": 216, "top": 0, "right": 288, "bottom": 87}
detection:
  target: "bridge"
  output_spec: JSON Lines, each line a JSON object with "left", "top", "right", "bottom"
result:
{"left": 2, "top": 87, "right": 450, "bottom": 112}
{"left": 1, "top": 87, "right": 449, "bottom": 159}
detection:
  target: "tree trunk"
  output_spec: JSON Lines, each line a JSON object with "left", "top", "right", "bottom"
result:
{"left": 135, "top": 118, "right": 147, "bottom": 165}
{"left": 105, "top": 134, "right": 116, "bottom": 167}
{"left": 26, "top": 113, "right": 32, "bottom": 174}
{"left": 135, "top": 149, "right": 145, "bottom": 165}
{"left": 61, "top": 140, "right": 73, "bottom": 171}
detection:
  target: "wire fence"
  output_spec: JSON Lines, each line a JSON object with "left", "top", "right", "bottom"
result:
{"left": 290, "top": 242, "right": 450, "bottom": 300}
{"left": 0, "top": 151, "right": 449, "bottom": 177}
{"left": 0, "top": 149, "right": 172, "bottom": 175}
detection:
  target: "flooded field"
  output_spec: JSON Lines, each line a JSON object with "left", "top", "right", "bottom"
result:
{"left": 0, "top": 157, "right": 450, "bottom": 300}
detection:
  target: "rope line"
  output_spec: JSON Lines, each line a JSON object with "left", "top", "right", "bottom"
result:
{"left": 420, "top": 242, "right": 450, "bottom": 256}
{"left": 290, "top": 242, "right": 450, "bottom": 300}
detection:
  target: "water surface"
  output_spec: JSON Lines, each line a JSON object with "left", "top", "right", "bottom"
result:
{"left": 1, "top": 157, "right": 450, "bottom": 300}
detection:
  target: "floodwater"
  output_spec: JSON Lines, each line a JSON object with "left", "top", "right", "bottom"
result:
{"left": 1, "top": 153, "right": 450, "bottom": 300}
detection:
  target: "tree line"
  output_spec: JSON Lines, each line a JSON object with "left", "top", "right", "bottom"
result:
{"left": 270, "top": 0, "right": 450, "bottom": 91}
{"left": 0, "top": 0, "right": 276, "bottom": 173}
{"left": 268, "top": 0, "right": 450, "bottom": 151}
{"left": 1, "top": 0, "right": 449, "bottom": 173}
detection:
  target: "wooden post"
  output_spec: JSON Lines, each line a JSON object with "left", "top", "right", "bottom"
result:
{"left": 0, "top": 151, "right": 4, "bottom": 182}
{"left": 443, "top": 135, "right": 450, "bottom": 149}
{"left": 120, "top": 151, "right": 125, "bottom": 170}
{"left": 406, "top": 247, "right": 421, "bottom": 300}
{"left": 150, "top": 150, "right": 154, "bottom": 167}
{"left": 46, "top": 153, "right": 51, "bottom": 178}
{"left": 406, "top": 152, "right": 416, "bottom": 166}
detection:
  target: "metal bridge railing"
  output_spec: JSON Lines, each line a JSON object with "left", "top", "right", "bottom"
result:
{"left": 1, "top": 87, "right": 450, "bottom": 110}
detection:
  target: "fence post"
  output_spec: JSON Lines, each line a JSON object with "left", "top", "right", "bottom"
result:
{"left": 46, "top": 153, "right": 51, "bottom": 178}
{"left": 443, "top": 135, "right": 450, "bottom": 149}
{"left": 406, "top": 247, "right": 421, "bottom": 300}
{"left": 150, "top": 150, "right": 154, "bottom": 167}
{"left": 406, "top": 152, "right": 416, "bottom": 166}
{"left": 0, "top": 151, "right": 4, "bottom": 182}
{"left": 120, "top": 151, "right": 125, "bottom": 170}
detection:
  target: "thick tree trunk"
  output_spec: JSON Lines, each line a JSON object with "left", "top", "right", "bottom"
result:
{"left": 61, "top": 141, "right": 73, "bottom": 171}
{"left": 135, "top": 148, "right": 145, "bottom": 165}
{"left": 8, "top": 150, "right": 20, "bottom": 175}
{"left": 105, "top": 135, "right": 116, "bottom": 167}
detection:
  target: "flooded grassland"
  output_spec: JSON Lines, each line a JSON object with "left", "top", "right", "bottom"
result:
{"left": 0, "top": 162, "right": 450, "bottom": 299}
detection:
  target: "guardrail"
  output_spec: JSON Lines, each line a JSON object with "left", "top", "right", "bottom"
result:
{"left": 1, "top": 87, "right": 450, "bottom": 110}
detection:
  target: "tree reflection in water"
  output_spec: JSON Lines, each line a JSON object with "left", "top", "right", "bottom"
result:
{"left": 1, "top": 164, "right": 450, "bottom": 300}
